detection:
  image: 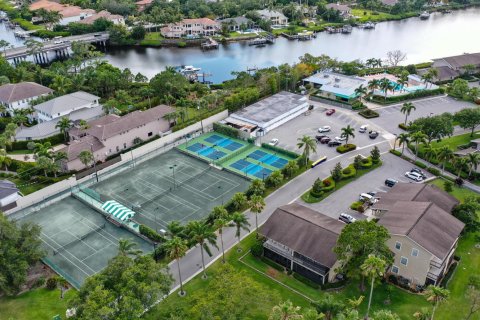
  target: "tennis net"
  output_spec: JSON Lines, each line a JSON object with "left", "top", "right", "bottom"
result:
{"left": 53, "top": 223, "right": 106, "bottom": 255}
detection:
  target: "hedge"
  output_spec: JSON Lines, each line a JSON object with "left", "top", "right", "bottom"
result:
{"left": 260, "top": 257, "right": 285, "bottom": 272}
{"left": 427, "top": 167, "right": 440, "bottom": 176}
{"left": 12, "top": 133, "right": 64, "bottom": 151}
{"left": 341, "top": 166, "right": 356, "bottom": 179}
{"left": 390, "top": 149, "right": 402, "bottom": 156}
{"left": 359, "top": 109, "right": 380, "bottom": 119}
{"left": 336, "top": 143, "right": 357, "bottom": 154}
{"left": 261, "top": 143, "right": 300, "bottom": 159}
{"left": 398, "top": 123, "right": 408, "bottom": 130}
{"left": 440, "top": 261, "right": 457, "bottom": 288}
{"left": 213, "top": 122, "right": 240, "bottom": 139}
{"left": 359, "top": 157, "right": 373, "bottom": 168}
{"left": 414, "top": 161, "right": 427, "bottom": 169}
{"left": 34, "top": 30, "right": 71, "bottom": 39}
{"left": 139, "top": 224, "right": 165, "bottom": 242}
{"left": 350, "top": 201, "right": 365, "bottom": 212}
{"left": 371, "top": 88, "right": 444, "bottom": 104}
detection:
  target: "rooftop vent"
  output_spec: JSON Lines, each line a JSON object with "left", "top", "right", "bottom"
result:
{"left": 335, "top": 78, "right": 340, "bottom": 82}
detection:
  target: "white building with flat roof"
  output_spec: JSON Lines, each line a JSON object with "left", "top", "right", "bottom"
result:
{"left": 34, "top": 91, "right": 100, "bottom": 123}
{"left": 303, "top": 72, "right": 367, "bottom": 103}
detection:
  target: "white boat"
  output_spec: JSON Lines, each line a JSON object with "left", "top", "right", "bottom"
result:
{"left": 181, "top": 65, "right": 201, "bottom": 73}
{"left": 420, "top": 11, "right": 430, "bottom": 19}
{"left": 364, "top": 22, "right": 375, "bottom": 29}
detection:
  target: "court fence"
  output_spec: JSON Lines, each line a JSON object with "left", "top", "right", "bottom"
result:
{"left": 43, "top": 257, "right": 82, "bottom": 289}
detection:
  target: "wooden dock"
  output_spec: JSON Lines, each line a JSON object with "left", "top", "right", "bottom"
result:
{"left": 201, "top": 38, "right": 219, "bottom": 50}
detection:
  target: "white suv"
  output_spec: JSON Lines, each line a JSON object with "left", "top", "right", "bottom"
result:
{"left": 405, "top": 171, "right": 423, "bottom": 182}
{"left": 318, "top": 126, "right": 331, "bottom": 133}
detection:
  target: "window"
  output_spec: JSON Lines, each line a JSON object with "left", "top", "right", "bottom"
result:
{"left": 123, "top": 143, "right": 127, "bottom": 149}
{"left": 395, "top": 242, "right": 401, "bottom": 250}
{"left": 391, "top": 265, "right": 399, "bottom": 274}
{"left": 148, "top": 132, "right": 153, "bottom": 137}
{"left": 400, "top": 256, "right": 408, "bottom": 266}
{"left": 411, "top": 248, "right": 419, "bottom": 257}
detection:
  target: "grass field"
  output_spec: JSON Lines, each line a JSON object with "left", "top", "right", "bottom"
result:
{"left": 352, "top": 9, "right": 418, "bottom": 22}
{"left": 140, "top": 32, "right": 165, "bottom": 46}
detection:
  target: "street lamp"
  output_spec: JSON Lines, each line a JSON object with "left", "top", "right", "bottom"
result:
{"left": 262, "top": 172, "right": 267, "bottom": 182}
{"left": 217, "top": 185, "right": 223, "bottom": 205}
{"left": 90, "top": 143, "right": 98, "bottom": 183}
{"left": 169, "top": 164, "right": 177, "bottom": 188}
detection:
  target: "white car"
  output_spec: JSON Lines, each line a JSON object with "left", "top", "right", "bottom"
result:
{"left": 335, "top": 135, "right": 347, "bottom": 142}
{"left": 268, "top": 138, "right": 279, "bottom": 146}
{"left": 405, "top": 171, "right": 423, "bottom": 182}
{"left": 318, "top": 126, "right": 331, "bottom": 133}
{"left": 359, "top": 125, "right": 368, "bottom": 133}
{"left": 339, "top": 213, "right": 356, "bottom": 224}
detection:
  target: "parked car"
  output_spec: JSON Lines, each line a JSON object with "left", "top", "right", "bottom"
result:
{"left": 366, "top": 191, "right": 376, "bottom": 197}
{"left": 405, "top": 171, "right": 423, "bottom": 182}
{"left": 369, "top": 131, "right": 379, "bottom": 139}
{"left": 318, "top": 126, "right": 331, "bottom": 133}
{"left": 268, "top": 138, "right": 279, "bottom": 146}
{"left": 335, "top": 135, "right": 347, "bottom": 142}
{"left": 359, "top": 125, "right": 368, "bottom": 133}
{"left": 316, "top": 135, "right": 328, "bottom": 142}
{"left": 385, "top": 178, "right": 398, "bottom": 187}
{"left": 320, "top": 137, "right": 331, "bottom": 144}
{"left": 328, "top": 140, "right": 342, "bottom": 147}
{"left": 326, "top": 109, "right": 336, "bottom": 116}
{"left": 411, "top": 168, "right": 427, "bottom": 178}
{"left": 359, "top": 193, "right": 378, "bottom": 204}
{"left": 339, "top": 213, "right": 356, "bottom": 224}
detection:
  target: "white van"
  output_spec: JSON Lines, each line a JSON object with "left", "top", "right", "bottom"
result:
{"left": 359, "top": 193, "right": 377, "bottom": 204}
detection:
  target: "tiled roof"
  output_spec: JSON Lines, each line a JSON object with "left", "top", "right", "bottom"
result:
{"left": 182, "top": 18, "right": 219, "bottom": 25}
{"left": 33, "top": 91, "right": 99, "bottom": 116}
{"left": 78, "top": 10, "right": 123, "bottom": 24}
{"left": 30, "top": 0, "right": 95, "bottom": 17}
{"left": 59, "top": 135, "right": 105, "bottom": 161}
{"left": 0, "top": 82, "right": 53, "bottom": 103}
{"left": 326, "top": 3, "right": 351, "bottom": 12}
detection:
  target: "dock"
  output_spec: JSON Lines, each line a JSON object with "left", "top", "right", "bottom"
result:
{"left": 201, "top": 38, "right": 219, "bottom": 50}
{"left": 248, "top": 34, "right": 275, "bottom": 46}
{"left": 281, "top": 31, "right": 316, "bottom": 41}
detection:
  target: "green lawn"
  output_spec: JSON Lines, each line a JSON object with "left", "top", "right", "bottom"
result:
{"left": 0, "top": 288, "right": 75, "bottom": 320}
{"left": 7, "top": 149, "right": 34, "bottom": 155}
{"left": 351, "top": 9, "right": 418, "bottom": 22}
{"left": 420, "top": 131, "right": 477, "bottom": 152}
{"left": 140, "top": 32, "right": 165, "bottom": 46}
{"left": 429, "top": 178, "right": 478, "bottom": 203}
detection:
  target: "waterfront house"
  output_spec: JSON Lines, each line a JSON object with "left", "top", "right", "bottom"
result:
{"left": 60, "top": 105, "right": 174, "bottom": 171}
{"left": 160, "top": 18, "right": 220, "bottom": 38}
{"left": 77, "top": 10, "right": 125, "bottom": 25}
{"left": 218, "top": 16, "right": 254, "bottom": 32}
{"left": 30, "top": 0, "right": 95, "bottom": 25}
{"left": 373, "top": 183, "right": 464, "bottom": 287}
{"left": 256, "top": 9, "right": 288, "bottom": 26}
{"left": 325, "top": 3, "right": 352, "bottom": 17}
{"left": 431, "top": 52, "right": 480, "bottom": 81}
{"left": 0, "top": 82, "right": 53, "bottom": 115}
{"left": 303, "top": 72, "right": 367, "bottom": 103}
{"left": 260, "top": 203, "right": 345, "bottom": 285}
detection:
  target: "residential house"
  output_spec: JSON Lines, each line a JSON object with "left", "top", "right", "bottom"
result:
{"left": 303, "top": 72, "right": 367, "bottom": 103}
{"left": 30, "top": 0, "right": 95, "bottom": 25}
{"left": 0, "top": 82, "right": 53, "bottom": 115}
{"left": 380, "top": 0, "right": 399, "bottom": 6}
{"left": 60, "top": 105, "right": 174, "bottom": 171}
{"left": 431, "top": 52, "right": 480, "bottom": 81}
{"left": 256, "top": 9, "right": 288, "bottom": 26}
{"left": 33, "top": 91, "right": 100, "bottom": 123}
{"left": 77, "top": 10, "right": 125, "bottom": 25}
{"left": 218, "top": 16, "right": 254, "bottom": 32}
{"left": 135, "top": 0, "right": 154, "bottom": 12}
{"left": 260, "top": 203, "right": 345, "bottom": 285}
{"left": 0, "top": 180, "right": 21, "bottom": 209}
{"left": 325, "top": 3, "right": 352, "bottom": 17}
{"left": 373, "top": 183, "right": 464, "bottom": 287}
{"left": 161, "top": 18, "right": 220, "bottom": 38}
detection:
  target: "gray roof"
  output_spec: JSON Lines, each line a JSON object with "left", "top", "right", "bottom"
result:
{"left": 303, "top": 72, "right": 367, "bottom": 98}
{"left": 260, "top": 203, "right": 344, "bottom": 268}
{"left": 434, "top": 66, "right": 460, "bottom": 81}
{"left": 380, "top": 0, "right": 398, "bottom": 5}
{"left": 0, "top": 180, "right": 19, "bottom": 199}
{"left": 16, "top": 105, "right": 104, "bottom": 140}
{"left": 325, "top": 3, "right": 351, "bottom": 12}
{"left": 33, "top": 91, "right": 99, "bottom": 115}
{"left": 0, "top": 82, "right": 53, "bottom": 103}
{"left": 230, "top": 91, "right": 307, "bottom": 127}
{"left": 218, "top": 16, "right": 251, "bottom": 25}
{"left": 256, "top": 9, "right": 287, "bottom": 20}
{"left": 432, "top": 52, "right": 480, "bottom": 69}
{"left": 379, "top": 201, "right": 464, "bottom": 261}
{"left": 59, "top": 135, "right": 105, "bottom": 161}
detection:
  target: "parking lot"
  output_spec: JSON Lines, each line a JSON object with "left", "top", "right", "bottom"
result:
{"left": 299, "top": 152, "right": 433, "bottom": 221}
{"left": 262, "top": 104, "right": 392, "bottom": 161}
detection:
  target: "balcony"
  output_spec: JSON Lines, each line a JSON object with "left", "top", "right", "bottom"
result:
{"left": 264, "top": 239, "right": 292, "bottom": 257}
{"left": 293, "top": 252, "right": 329, "bottom": 276}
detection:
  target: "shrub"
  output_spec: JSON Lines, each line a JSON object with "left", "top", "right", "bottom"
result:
{"left": 371, "top": 88, "right": 444, "bottom": 104}
{"left": 177, "top": 41, "right": 187, "bottom": 47}
{"left": 444, "top": 180, "right": 453, "bottom": 192}
{"left": 370, "top": 146, "right": 381, "bottom": 164}
{"left": 398, "top": 123, "right": 408, "bottom": 130}
{"left": 34, "top": 30, "right": 70, "bottom": 38}
{"left": 336, "top": 143, "right": 357, "bottom": 154}
{"left": 341, "top": 166, "right": 356, "bottom": 179}
{"left": 427, "top": 167, "right": 440, "bottom": 175}
{"left": 455, "top": 178, "right": 464, "bottom": 186}
{"left": 350, "top": 201, "right": 365, "bottom": 212}
{"left": 153, "top": 245, "right": 166, "bottom": 261}
{"left": 360, "top": 157, "right": 372, "bottom": 168}
{"left": 331, "top": 163, "right": 343, "bottom": 182}
{"left": 414, "top": 161, "right": 427, "bottom": 169}
{"left": 310, "top": 189, "right": 323, "bottom": 198}
{"left": 261, "top": 257, "right": 285, "bottom": 272}
{"left": 251, "top": 240, "right": 264, "bottom": 257}
{"left": 33, "top": 276, "right": 46, "bottom": 288}
{"left": 312, "top": 178, "right": 323, "bottom": 193}
{"left": 46, "top": 277, "right": 58, "bottom": 290}
{"left": 390, "top": 149, "right": 401, "bottom": 156}
{"left": 213, "top": 122, "right": 240, "bottom": 139}
{"left": 292, "top": 273, "right": 320, "bottom": 289}
{"left": 265, "top": 171, "right": 284, "bottom": 188}
{"left": 351, "top": 100, "right": 366, "bottom": 110}
{"left": 359, "top": 109, "right": 380, "bottom": 119}
{"left": 139, "top": 224, "right": 165, "bottom": 242}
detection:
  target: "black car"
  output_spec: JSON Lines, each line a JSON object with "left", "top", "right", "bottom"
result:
{"left": 369, "top": 131, "right": 379, "bottom": 139}
{"left": 385, "top": 178, "right": 398, "bottom": 187}
{"left": 328, "top": 140, "right": 342, "bottom": 147}
{"left": 411, "top": 168, "right": 427, "bottom": 178}
{"left": 316, "top": 135, "right": 328, "bottom": 142}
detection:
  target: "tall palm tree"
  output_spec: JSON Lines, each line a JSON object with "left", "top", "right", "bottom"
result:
{"left": 163, "top": 236, "right": 188, "bottom": 296}
{"left": 55, "top": 117, "right": 73, "bottom": 142}
{"left": 229, "top": 212, "right": 250, "bottom": 251}
{"left": 354, "top": 84, "right": 368, "bottom": 101}
{"left": 379, "top": 78, "right": 393, "bottom": 100}
{"left": 79, "top": 150, "right": 94, "bottom": 168}
{"left": 366, "top": 58, "right": 377, "bottom": 68}
{"left": 249, "top": 194, "right": 265, "bottom": 235}
{"left": 340, "top": 125, "right": 355, "bottom": 145}
{"left": 467, "top": 152, "right": 480, "bottom": 178}
{"left": 34, "top": 142, "right": 53, "bottom": 159}
{"left": 410, "top": 131, "right": 427, "bottom": 161}
{"left": 395, "top": 133, "right": 410, "bottom": 156}
{"left": 118, "top": 239, "right": 142, "bottom": 257}
{"left": 0, "top": 149, "right": 12, "bottom": 172}
{"left": 166, "top": 221, "right": 185, "bottom": 238}
{"left": 453, "top": 156, "right": 468, "bottom": 178}
{"left": 400, "top": 102, "right": 416, "bottom": 125}
{"left": 424, "top": 285, "right": 450, "bottom": 320}
{"left": 423, "top": 144, "right": 438, "bottom": 163}
{"left": 297, "top": 135, "right": 317, "bottom": 167}
{"left": 367, "top": 79, "right": 380, "bottom": 95}
{"left": 437, "top": 146, "right": 454, "bottom": 174}
{"left": 397, "top": 77, "right": 408, "bottom": 93}
{"left": 361, "top": 254, "right": 387, "bottom": 320}
{"left": 186, "top": 220, "right": 218, "bottom": 279}
{"left": 214, "top": 217, "right": 229, "bottom": 264}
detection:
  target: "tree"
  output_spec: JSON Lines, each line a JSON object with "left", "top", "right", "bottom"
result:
{"left": 354, "top": 84, "right": 368, "bottom": 101}
{"left": 367, "top": 79, "right": 380, "bottom": 95}
{"left": 186, "top": 220, "right": 218, "bottom": 279}
{"left": 408, "top": 113, "right": 454, "bottom": 143}
{"left": 467, "top": 152, "right": 480, "bottom": 178}
{"left": 163, "top": 236, "right": 188, "bottom": 296}
{"left": 79, "top": 150, "right": 94, "bottom": 168}
{"left": 0, "top": 215, "right": 44, "bottom": 295}
{"left": 463, "top": 64, "right": 476, "bottom": 76}
{"left": 379, "top": 77, "right": 393, "bottom": 100}
{"left": 454, "top": 108, "right": 480, "bottom": 137}
{"left": 452, "top": 200, "right": 480, "bottom": 232}
{"left": 150, "top": 69, "right": 190, "bottom": 100}
{"left": 372, "top": 309, "right": 400, "bottom": 320}
{"left": 313, "top": 293, "right": 344, "bottom": 320}
{"left": 465, "top": 287, "right": 480, "bottom": 320}
{"left": 0, "top": 40, "right": 9, "bottom": 54}
{"left": 0, "top": 149, "right": 12, "bottom": 172}
{"left": 353, "top": 155, "right": 362, "bottom": 174}
{"left": 437, "top": 146, "right": 454, "bottom": 174}
{"left": 449, "top": 79, "right": 470, "bottom": 98}
{"left": 269, "top": 300, "right": 304, "bottom": 320}
{"left": 340, "top": 125, "right": 355, "bottom": 145}
{"left": 247, "top": 179, "right": 265, "bottom": 197}
{"left": 424, "top": 285, "right": 450, "bottom": 320}
{"left": 370, "top": 146, "right": 381, "bottom": 164}
{"left": 453, "top": 156, "right": 468, "bottom": 178}
{"left": 423, "top": 144, "right": 438, "bottom": 162}
{"left": 361, "top": 254, "right": 387, "bottom": 319}
{"left": 410, "top": 131, "right": 427, "bottom": 161}
{"left": 249, "top": 194, "right": 265, "bottom": 234}
{"left": 230, "top": 192, "right": 247, "bottom": 211}
{"left": 118, "top": 239, "right": 142, "bottom": 257}
{"left": 297, "top": 135, "right": 317, "bottom": 167}
{"left": 281, "top": 160, "right": 299, "bottom": 178}
{"left": 400, "top": 102, "right": 416, "bottom": 125}
{"left": 56, "top": 276, "right": 69, "bottom": 299}
{"left": 229, "top": 212, "right": 250, "bottom": 251}
{"left": 55, "top": 116, "right": 73, "bottom": 142}
{"left": 214, "top": 217, "right": 229, "bottom": 264}
{"left": 413, "top": 308, "right": 431, "bottom": 320}
{"left": 166, "top": 220, "right": 186, "bottom": 239}
{"left": 334, "top": 220, "right": 391, "bottom": 291}
{"left": 331, "top": 162, "right": 343, "bottom": 182}
{"left": 386, "top": 50, "right": 407, "bottom": 67}
{"left": 36, "top": 156, "right": 52, "bottom": 177}
{"left": 265, "top": 170, "right": 284, "bottom": 188}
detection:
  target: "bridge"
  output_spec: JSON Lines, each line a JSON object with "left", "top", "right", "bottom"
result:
{"left": 3, "top": 32, "right": 109, "bottom": 64}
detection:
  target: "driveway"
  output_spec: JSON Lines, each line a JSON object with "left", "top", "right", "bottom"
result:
{"left": 299, "top": 152, "right": 433, "bottom": 220}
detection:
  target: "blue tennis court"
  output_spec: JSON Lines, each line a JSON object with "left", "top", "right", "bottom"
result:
{"left": 205, "top": 134, "right": 224, "bottom": 144}
{"left": 271, "top": 158, "right": 289, "bottom": 168}
{"left": 230, "top": 159, "right": 251, "bottom": 171}
{"left": 224, "top": 141, "right": 244, "bottom": 151}
{"left": 254, "top": 168, "right": 272, "bottom": 179}
{"left": 248, "top": 150, "right": 268, "bottom": 161}
{"left": 205, "top": 150, "right": 226, "bottom": 160}
{"left": 186, "top": 143, "right": 204, "bottom": 153}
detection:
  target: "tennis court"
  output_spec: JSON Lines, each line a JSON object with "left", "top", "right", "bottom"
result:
{"left": 90, "top": 149, "right": 249, "bottom": 231}
{"left": 19, "top": 197, "right": 152, "bottom": 288}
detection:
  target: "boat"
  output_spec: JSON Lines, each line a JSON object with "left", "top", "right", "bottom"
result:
{"left": 420, "top": 11, "right": 430, "bottom": 19}
{"left": 363, "top": 22, "right": 375, "bottom": 29}
{"left": 341, "top": 25, "right": 352, "bottom": 34}
{"left": 442, "top": 9, "right": 452, "bottom": 14}
{"left": 180, "top": 65, "right": 201, "bottom": 73}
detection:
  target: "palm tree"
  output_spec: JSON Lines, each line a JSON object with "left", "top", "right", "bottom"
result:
{"left": 163, "top": 236, "right": 188, "bottom": 296}
{"left": 163, "top": 112, "right": 178, "bottom": 128}
{"left": 118, "top": 239, "right": 142, "bottom": 257}
{"left": 463, "top": 64, "right": 476, "bottom": 76}
{"left": 400, "top": 102, "right": 416, "bottom": 125}
{"left": 421, "top": 71, "right": 433, "bottom": 88}
{"left": 269, "top": 300, "right": 304, "bottom": 320}
{"left": 166, "top": 221, "right": 185, "bottom": 238}
{"left": 410, "top": 131, "right": 427, "bottom": 161}
{"left": 467, "top": 152, "right": 480, "bottom": 178}
{"left": 424, "top": 285, "right": 450, "bottom": 320}
{"left": 397, "top": 77, "right": 408, "bottom": 93}
{"left": 395, "top": 133, "right": 410, "bottom": 156}
{"left": 366, "top": 58, "right": 377, "bottom": 68}
{"left": 340, "top": 125, "right": 355, "bottom": 145}
{"left": 55, "top": 117, "right": 73, "bottom": 142}
{"left": 297, "top": 135, "right": 317, "bottom": 167}
{"left": 34, "top": 142, "right": 53, "bottom": 159}
{"left": 249, "top": 194, "right": 265, "bottom": 235}
{"left": 56, "top": 276, "right": 69, "bottom": 299}
{"left": 379, "top": 78, "right": 393, "bottom": 100}
{"left": 437, "top": 146, "right": 454, "bottom": 174}
{"left": 413, "top": 308, "right": 432, "bottom": 320}
{"left": 229, "top": 212, "right": 250, "bottom": 251}
{"left": 214, "top": 217, "right": 229, "bottom": 264}
{"left": 361, "top": 254, "right": 387, "bottom": 320}
{"left": 423, "top": 144, "right": 438, "bottom": 163}
{"left": 354, "top": 84, "right": 368, "bottom": 101}
{"left": 0, "top": 149, "right": 12, "bottom": 172}
{"left": 79, "top": 150, "right": 94, "bottom": 168}
{"left": 367, "top": 79, "right": 380, "bottom": 95}
{"left": 453, "top": 156, "right": 468, "bottom": 178}
{"left": 186, "top": 220, "right": 218, "bottom": 279}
